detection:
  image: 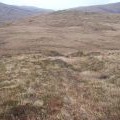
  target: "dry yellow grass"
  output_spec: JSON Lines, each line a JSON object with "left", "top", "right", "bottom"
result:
{"left": 0, "top": 51, "right": 119, "bottom": 120}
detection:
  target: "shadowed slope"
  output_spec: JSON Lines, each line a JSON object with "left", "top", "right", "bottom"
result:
{"left": 70, "top": 2, "right": 120, "bottom": 13}
{"left": 0, "top": 2, "right": 53, "bottom": 23}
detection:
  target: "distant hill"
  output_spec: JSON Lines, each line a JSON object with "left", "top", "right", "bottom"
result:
{"left": 70, "top": 2, "right": 120, "bottom": 13}
{"left": 0, "top": 2, "right": 53, "bottom": 22}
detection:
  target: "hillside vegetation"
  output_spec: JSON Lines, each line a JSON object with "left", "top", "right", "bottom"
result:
{"left": 0, "top": 6, "right": 120, "bottom": 120}
{"left": 0, "top": 51, "right": 120, "bottom": 120}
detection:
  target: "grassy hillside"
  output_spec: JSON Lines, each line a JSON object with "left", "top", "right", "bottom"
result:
{"left": 0, "top": 9, "right": 120, "bottom": 120}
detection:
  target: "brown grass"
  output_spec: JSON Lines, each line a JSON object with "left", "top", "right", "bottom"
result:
{"left": 0, "top": 52, "right": 119, "bottom": 120}
{"left": 0, "top": 11, "right": 120, "bottom": 120}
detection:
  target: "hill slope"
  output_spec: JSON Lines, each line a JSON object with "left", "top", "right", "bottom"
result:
{"left": 0, "top": 10, "right": 120, "bottom": 56}
{"left": 0, "top": 2, "right": 53, "bottom": 22}
{"left": 0, "top": 8, "right": 120, "bottom": 120}
{"left": 70, "top": 2, "right": 120, "bottom": 13}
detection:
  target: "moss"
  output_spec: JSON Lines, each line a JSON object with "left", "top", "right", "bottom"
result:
{"left": 44, "top": 50, "right": 63, "bottom": 57}
{"left": 1, "top": 104, "right": 46, "bottom": 120}
{"left": 0, "top": 62, "right": 6, "bottom": 73}
{"left": 2, "top": 100, "right": 19, "bottom": 107}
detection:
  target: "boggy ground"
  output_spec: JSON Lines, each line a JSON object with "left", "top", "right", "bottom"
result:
{"left": 0, "top": 50, "right": 120, "bottom": 120}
